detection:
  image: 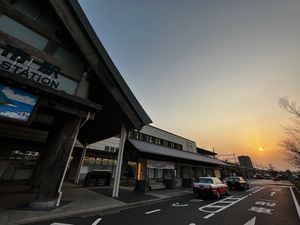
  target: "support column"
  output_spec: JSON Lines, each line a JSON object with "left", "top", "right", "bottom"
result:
{"left": 134, "top": 159, "right": 148, "bottom": 192}
{"left": 112, "top": 124, "right": 127, "bottom": 197}
{"left": 74, "top": 144, "right": 88, "bottom": 184}
{"left": 65, "top": 149, "right": 81, "bottom": 181}
{"left": 30, "top": 113, "right": 82, "bottom": 209}
{"left": 182, "top": 166, "right": 191, "bottom": 187}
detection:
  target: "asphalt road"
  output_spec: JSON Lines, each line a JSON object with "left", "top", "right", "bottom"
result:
{"left": 26, "top": 181, "right": 300, "bottom": 225}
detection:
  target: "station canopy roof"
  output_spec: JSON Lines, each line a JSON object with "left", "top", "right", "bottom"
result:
{"left": 128, "top": 139, "right": 226, "bottom": 166}
{"left": 51, "top": 0, "right": 152, "bottom": 144}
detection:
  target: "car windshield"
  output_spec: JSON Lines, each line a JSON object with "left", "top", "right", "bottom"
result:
{"left": 229, "top": 177, "right": 240, "bottom": 182}
{"left": 197, "top": 178, "right": 213, "bottom": 184}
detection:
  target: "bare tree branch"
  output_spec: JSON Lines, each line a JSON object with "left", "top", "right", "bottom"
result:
{"left": 279, "top": 97, "right": 300, "bottom": 168}
{"left": 279, "top": 97, "right": 300, "bottom": 117}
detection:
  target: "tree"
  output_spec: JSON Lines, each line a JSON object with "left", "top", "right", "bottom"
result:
{"left": 279, "top": 97, "right": 300, "bottom": 168}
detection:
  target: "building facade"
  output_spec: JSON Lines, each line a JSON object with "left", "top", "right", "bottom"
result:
{"left": 75, "top": 125, "right": 226, "bottom": 192}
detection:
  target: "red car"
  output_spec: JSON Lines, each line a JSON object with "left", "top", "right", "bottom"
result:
{"left": 193, "top": 177, "right": 229, "bottom": 198}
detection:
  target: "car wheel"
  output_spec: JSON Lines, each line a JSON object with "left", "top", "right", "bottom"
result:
{"left": 225, "top": 189, "right": 229, "bottom": 196}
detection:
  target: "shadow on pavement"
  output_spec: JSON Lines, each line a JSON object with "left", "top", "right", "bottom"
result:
{"left": 91, "top": 187, "right": 159, "bottom": 203}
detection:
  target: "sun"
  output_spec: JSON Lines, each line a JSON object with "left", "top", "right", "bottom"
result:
{"left": 258, "top": 147, "right": 264, "bottom": 152}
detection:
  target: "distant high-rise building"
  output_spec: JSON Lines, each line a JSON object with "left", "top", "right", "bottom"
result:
{"left": 238, "top": 155, "right": 254, "bottom": 168}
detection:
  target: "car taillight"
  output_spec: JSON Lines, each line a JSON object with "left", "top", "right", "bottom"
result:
{"left": 211, "top": 187, "right": 217, "bottom": 192}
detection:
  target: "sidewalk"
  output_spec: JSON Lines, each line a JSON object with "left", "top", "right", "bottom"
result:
{"left": 0, "top": 182, "right": 193, "bottom": 225}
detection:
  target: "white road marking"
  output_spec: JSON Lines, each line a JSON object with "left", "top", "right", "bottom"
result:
{"left": 199, "top": 195, "right": 247, "bottom": 218}
{"left": 290, "top": 187, "right": 300, "bottom": 220}
{"left": 247, "top": 187, "right": 260, "bottom": 192}
{"left": 244, "top": 216, "right": 256, "bottom": 225}
{"left": 248, "top": 206, "right": 273, "bottom": 214}
{"left": 171, "top": 202, "right": 188, "bottom": 207}
{"left": 271, "top": 187, "right": 282, "bottom": 192}
{"left": 190, "top": 199, "right": 203, "bottom": 203}
{"left": 145, "top": 209, "right": 162, "bottom": 214}
{"left": 203, "top": 213, "right": 215, "bottom": 219}
{"left": 91, "top": 218, "right": 102, "bottom": 225}
{"left": 252, "top": 187, "right": 265, "bottom": 193}
{"left": 258, "top": 199, "right": 277, "bottom": 203}
{"left": 270, "top": 192, "right": 276, "bottom": 197}
{"left": 50, "top": 223, "right": 73, "bottom": 225}
{"left": 255, "top": 201, "right": 276, "bottom": 207}
{"left": 189, "top": 223, "right": 196, "bottom": 225}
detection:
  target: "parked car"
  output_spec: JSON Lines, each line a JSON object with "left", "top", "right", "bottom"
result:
{"left": 264, "top": 174, "right": 271, "bottom": 179}
{"left": 274, "top": 174, "right": 288, "bottom": 181}
{"left": 226, "top": 176, "right": 249, "bottom": 190}
{"left": 192, "top": 177, "right": 228, "bottom": 198}
{"left": 253, "top": 173, "right": 263, "bottom": 179}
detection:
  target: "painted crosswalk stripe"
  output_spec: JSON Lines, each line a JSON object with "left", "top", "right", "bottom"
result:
{"left": 145, "top": 209, "right": 161, "bottom": 214}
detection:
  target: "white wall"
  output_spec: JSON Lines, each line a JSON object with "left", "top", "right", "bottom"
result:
{"left": 139, "top": 125, "right": 197, "bottom": 153}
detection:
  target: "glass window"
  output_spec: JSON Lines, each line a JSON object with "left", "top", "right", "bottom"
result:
{"left": 197, "top": 178, "right": 213, "bottom": 184}
{"left": 54, "top": 47, "right": 84, "bottom": 72}
{"left": 128, "top": 131, "right": 134, "bottom": 138}
{"left": 156, "top": 138, "right": 161, "bottom": 145}
{"left": 134, "top": 131, "right": 139, "bottom": 139}
{"left": 148, "top": 168, "right": 154, "bottom": 179}
{"left": 186, "top": 142, "right": 193, "bottom": 151}
{"left": 156, "top": 169, "right": 163, "bottom": 179}
{"left": 1, "top": 15, "right": 48, "bottom": 50}
{"left": 139, "top": 133, "right": 144, "bottom": 141}
{"left": 167, "top": 141, "right": 172, "bottom": 148}
{"left": 163, "top": 140, "right": 168, "bottom": 147}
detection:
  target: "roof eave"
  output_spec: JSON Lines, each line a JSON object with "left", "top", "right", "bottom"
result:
{"left": 65, "top": 0, "right": 152, "bottom": 128}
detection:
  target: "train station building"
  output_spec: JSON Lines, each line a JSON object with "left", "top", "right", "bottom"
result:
{"left": 72, "top": 125, "right": 226, "bottom": 192}
{"left": 0, "top": 0, "right": 151, "bottom": 208}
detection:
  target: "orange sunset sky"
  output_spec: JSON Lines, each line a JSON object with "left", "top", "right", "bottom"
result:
{"left": 80, "top": 0, "right": 300, "bottom": 170}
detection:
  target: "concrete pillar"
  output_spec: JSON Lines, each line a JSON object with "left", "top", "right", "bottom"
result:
{"left": 30, "top": 114, "right": 82, "bottom": 209}
{"left": 163, "top": 169, "right": 175, "bottom": 189}
{"left": 66, "top": 149, "right": 81, "bottom": 181}
{"left": 75, "top": 71, "right": 90, "bottom": 98}
{"left": 182, "top": 166, "right": 192, "bottom": 187}
{"left": 112, "top": 124, "right": 127, "bottom": 197}
{"left": 74, "top": 144, "right": 88, "bottom": 184}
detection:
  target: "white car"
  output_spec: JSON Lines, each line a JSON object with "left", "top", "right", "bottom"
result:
{"left": 192, "top": 177, "right": 229, "bottom": 198}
